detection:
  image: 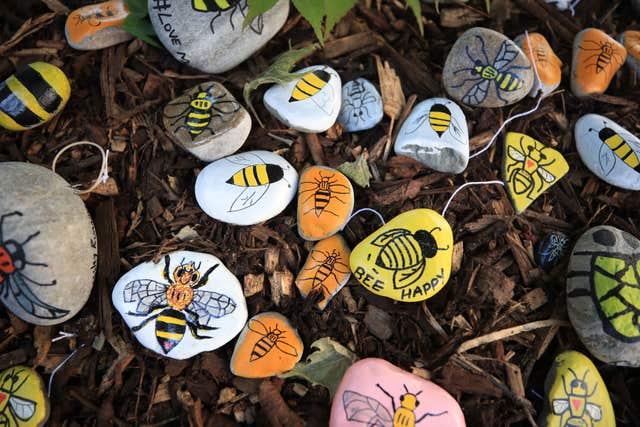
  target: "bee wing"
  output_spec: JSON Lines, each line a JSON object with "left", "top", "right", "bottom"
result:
{"left": 123, "top": 279, "right": 168, "bottom": 315}
{"left": 5, "top": 273, "right": 69, "bottom": 319}
{"left": 229, "top": 185, "right": 270, "bottom": 212}
{"left": 248, "top": 318, "right": 269, "bottom": 335}
{"left": 585, "top": 403, "right": 602, "bottom": 421}
{"left": 462, "top": 80, "right": 490, "bottom": 105}
{"left": 225, "top": 152, "right": 264, "bottom": 166}
{"left": 507, "top": 146, "right": 526, "bottom": 162}
{"left": 311, "top": 85, "right": 336, "bottom": 115}
{"left": 371, "top": 229, "right": 411, "bottom": 248}
{"left": 537, "top": 167, "right": 556, "bottom": 183}
{"left": 248, "top": 13, "right": 264, "bottom": 34}
{"left": 342, "top": 390, "right": 393, "bottom": 427}
{"left": 551, "top": 398, "right": 569, "bottom": 415}
{"left": 275, "top": 339, "right": 299, "bottom": 357}
{"left": 598, "top": 143, "right": 617, "bottom": 176}
{"left": 211, "top": 99, "right": 241, "bottom": 115}
{"left": 188, "top": 290, "right": 237, "bottom": 328}
{"left": 393, "top": 261, "right": 426, "bottom": 289}
{"left": 9, "top": 395, "right": 36, "bottom": 421}
{"left": 449, "top": 117, "right": 465, "bottom": 140}
{"left": 494, "top": 40, "right": 519, "bottom": 70}
{"left": 403, "top": 114, "right": 429, "bottom": 135}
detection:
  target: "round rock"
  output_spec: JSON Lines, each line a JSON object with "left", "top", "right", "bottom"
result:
{"left": 65, "top": 0, "right": 133, "bottom": 50}
{"left": 567, "top": 226, "right": 640, "bottom": 366}
{"left": 536, "top": 231, "right": 570, "bottom": 271}
{"left": 337, "top": 78, "right": 383, "bottom": 132}
{"left": 195, "top": 150, "right": 298, "bottom": 226}
{"left": 0, "top": 366, "right": 50, "bottom": 427}
{"left": 514, "top": 32, "right": 562, "bottom": 98}
{"left": 442, "top": 27, "right": 533, "bottom": 108}
{"left": 620, "top": 31, "right": 640, "bottom": 75}
{"left": 148, "top": 0, "right": 289, "bottom": 74}
{"left": 575, "top": 113, "right": 640, "bottom": 191}
{"left": 263, "top": 65, "right": 342, "bottom": 133}
{"left": 163, "top": 81, "right": 251, "bottom": 162}
{"left": 0, "top": 162, "right": 96, "bottom": 325}
{"left": 394, "top": 97, "right": 469, "bottom": 174}
{"left": 112, "top": 250, "right": 247, "bottom": 359}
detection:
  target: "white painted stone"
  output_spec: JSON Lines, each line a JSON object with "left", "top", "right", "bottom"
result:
{"left": 263, "top": 65, "right": 342, "bottom": 133}
{"left": 337, "top": 78, "right": 383, "bottom": 132}
{"left": 148, "top": 0, "right": 289, "bottom": 74}
{"left": 195, "top": 150, "right": 298, "bottom": 225}
{"left": 575, "top": 114, "right": 640, "bottom": 191}
{"left": 394, "top": 98, "right": 469, "bottom": 174}
{"left": 112, "top": 250, "right": 247, "bottom": 359}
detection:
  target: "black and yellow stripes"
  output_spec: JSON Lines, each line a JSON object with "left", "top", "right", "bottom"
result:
{"left": 289, "top": 70, "right": 331, "bottom": 103}
{"left": 155, "top": 309, "right": 187, "bottom": 353}
{"left": 600, "top": 127, "right": 640, "bottom": 171}
{"left": 0, "top": 62, "right": 70, "bottom": 131}
{"left": 376, "top": 233, "right": 422, "bottom": 271}
{"left": 428, "top": 104, "right": 452, "bottom": 137}
{"left": 250, "top": 336, "right": 274, "bottom": 361}
{"left": 496, "top": 72, "right": 524, "bottom": 91}
{"left": 226, "top": 164, "right": 284, "bottom": 187}
{"left": 192, "top": 0, "right": 234, "bottom": 12}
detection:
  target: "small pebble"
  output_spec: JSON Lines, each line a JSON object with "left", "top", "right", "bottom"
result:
{"left": 65, "top": 0, "right": 133, "bottom": 50}
{"left": 514, "top": 32, "right": 562, "bottom": 98}
{"left": 163, "top": 81, "right": 251, "bottom": 162}
{"left": 620, "top": 31, "right": 640, "bottom": 76}
{"left": 0, "top": 366, "right": 50, "bottom": 427}
{"left": 337, "top": 78, "right": 383, "bottom": 132}
{"left": 536, "top": 231, "right": 570, "bottom": 271}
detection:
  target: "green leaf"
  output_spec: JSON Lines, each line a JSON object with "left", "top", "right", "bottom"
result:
{"left": 124, "top": 0, "right": 148, "bottom": 17}
{"left": 323, "top": 0, "right": 358, "bottom": 40}
{"left": 280, "top": 337, "right": 357, "bottom": 397}
{"left": 244, "top": 0, "right": 279, "bottom": 29}
{"left": 120, "top": 15, "right": 162, "bottom": 48}
{"left": 291, "top": 0, "right": 325, "bottom": 43}
{"left": 405, "top": 0, "right": 424, "bottom": 35}
{"left": 337, "top": 152, "right": 373, "bottom": 188}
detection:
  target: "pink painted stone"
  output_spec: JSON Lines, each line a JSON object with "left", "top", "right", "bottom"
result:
{"left": 330, "top": 358, "right": 466, "bottom": 427}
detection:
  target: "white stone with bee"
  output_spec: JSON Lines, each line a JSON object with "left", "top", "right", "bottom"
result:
{"left": 337, "top": 78, "right": 383, "bottom": 132}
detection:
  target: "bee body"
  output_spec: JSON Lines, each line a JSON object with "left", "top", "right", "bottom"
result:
{"left": 375, "top": 230, "right": 436, "bottom": 272}
{"left": 394, "top": 407, "right": 416, "bottom": 427}
{"left": 289, "top": 70, "right": 331, "bottom": 102}
{"left": 428, "top": 103, "right": 452, "bottom": 136}
{"left": 598, "top": 127, "right": 640, "bottom": 171}
{"left": 226, "top": 164, "right": 284, "bottom": 187}
{"left": 192, "top": 0, "right": 239, "bottom": 12}
{"left": 250, "top": 334, "right": 277, "bottom": 361}
{"left": 155, "top": 308, "right": 187, "bottom": 353}
{"left": 248, "top": 319, "right": 299, "bottom": 361}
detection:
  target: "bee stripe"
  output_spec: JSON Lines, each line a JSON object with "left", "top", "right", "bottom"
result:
{"left": 188, "top": 112, "right": 211, "bottom": 120}
{"left": 429, "top": 112, "right": 450, "bottom": 121}
{"left": 157, "top": 316, "right": 186, "bottom": 325}
{"left": 0, "top": 84, "right": 42, "bottom": 129}
{"left": 16, "top": 65, "right": 63, "bottom": 115}
{"left": 499, "top": 74, "right": 511, "bottom": 89}
{"left": 156, "top": 331, "right": 184, "bottom": 340}
{"left": 302, "top": 73, "right": 327, "bottom": 89}
{"left": 186, "top": 119, "right": 210, "bottom": 128}
{"left": 290, "top": 86, "right": 315, "bottom": 101}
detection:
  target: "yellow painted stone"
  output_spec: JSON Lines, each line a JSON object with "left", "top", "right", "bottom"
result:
{"left": 540, "top": 351, "right": 615, "bottom": 427}
{"left": 503, "top": 132, "right": 569, "bottom": 214}
{"left": 349, "top": 209, "right": 453, "bottom": 302}
{"left": 0, "top": 366, "right": 49, "bottom": 427}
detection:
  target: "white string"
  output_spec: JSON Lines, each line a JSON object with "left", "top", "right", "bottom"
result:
{"left": 48, "top": 344, "right": 86, "bottom": 397}
{"left": 51, "top": 141, "right": 109, "bottom": 195}
{"left": 468, "top": 31, "right": 544, "bottom": 160}
{"left": 51, "top": 331, "right": 77, "bottom": 343}
{"left": 441, "top": 180, "right": 505, "bottom": 217}
{"left": 569, "top": 0, "right": 582, "bottom": 16}
{"left": 341, "top": 207, "right": 386, "bottom": 230}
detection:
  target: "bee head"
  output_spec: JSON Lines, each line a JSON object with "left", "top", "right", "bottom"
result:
{"left": 399, "top": 385, "right": 422, "bottom": 410}
{"left": 569, "top": 379, "right": 588, "bottom": 396}
{"left": 414, "top": 229, "right": 443, "bottom": 259}
{"left": 174, "top": 261, "right": 201, "bottom": 286}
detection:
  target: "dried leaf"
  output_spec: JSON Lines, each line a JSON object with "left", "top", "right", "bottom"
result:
{"left": 259, "top": 378, "right": 304, "bottom": 427}
{"left": 376, "top": 56, "right": 405, "bottom": 120}
{"left": 336, "top": 152, "right": 372, "bottom": 188}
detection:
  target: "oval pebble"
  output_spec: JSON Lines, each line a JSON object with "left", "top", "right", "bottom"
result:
{"left": 337, "top": 78, "right": 383, "bottom": 132}
{"left": 65, "top": 0, "right": 133, "bottom": 50}
{"left": 0, "top": 365, "right": 50, "bottom": 427}
{"left": 620, "top": 30, "right": 640, "bottom": 75}
{"left": 536, "top": 231, "right": 570, "bottom": 271}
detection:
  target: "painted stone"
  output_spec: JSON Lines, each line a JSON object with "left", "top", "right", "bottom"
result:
{"left": 295, "top": 234, "right": 351, "bottom": 310}
{"left": 112, "top": 250, "right": 247, "bottom": 359}
{"left": 544, "top": 0, "right": 581, "bottom": 13}
{"left": 350, "top": 209, "right": 453, "bottom": 302}
{"left": 195, "top": 150, "right": 298, "bottom": 226}
{"left": 571, "top": 28, "right": 627, "bottom": 99}
{"left": 620, "top": 31, "right": 640, "bottom": 75}
{"left": 163, "top": 82, "right": 251, "bottom": 162}
{"left": 65, "top": 0, "right": 133, "bottom": 50}
{"left": 394, "top": 98, "right": 469, "bottom": 174}
{"left": 0, "top": 62, "right": 70, "bottom": 131}
{"left": 263, "top": 65, "right": 342, "bottom": 133}
{"left": 0, "top": 162, "right": 97, "bottom": 326}
{"left": 230, "top": 312, "right": 303, "bottom": 378}
{"left": 148, "top": 0, "right": 289, "bottom": 74}
{"left": 330, "top": 358, "right": 466, "bottom": 427}
{"left": 0, "top": 366, "right": 49, "bottom": 427}
{"left": 514, "top": 32, "right": 562, "bottom": 98}
{"left": 536, "top": 231, "right": 571, "bottom": 271}
{"left": 574, "top": 114, "right": 640, "bottom": 191}
{"left": 502, "top": 132, "right": 569, "bottom": 214}
{"left": 337, "top": 78, "right": 383, "bottom": 132}
{"left": 567, "top": 226, "right": 640, "bottom": 367}
{"left": 297, "top": 166, "right": 354, "bottom": 241}
{"left": 442, "top": 27, "right": 533, "bottom": 108}
{"left": 539, "top": 351, "right": 614, "bottom": 427}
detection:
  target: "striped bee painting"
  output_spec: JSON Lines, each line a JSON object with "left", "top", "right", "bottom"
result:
{"left": 288, "top": 68, "right": 336, "bottom": 115}
{"left": 0, "top": 62, "right": 71, "bottom": 131}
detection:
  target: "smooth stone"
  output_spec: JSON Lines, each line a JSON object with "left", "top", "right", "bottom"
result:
{"left": 539, "top": 351, "right": 615, "bottom": 427}
{"left": 0, "top": 162, "right": 96, "bottom": 325}
{"left": 574, "top": 113, "right": 640, "bottom": 190}
{"left": 162, "top": 81, "right": 251, "bottom": 162}
{"left": 620, "top": 31, "right": 640, "bottom": 76}
{"left": 195, "top": 150, "right": 298, "bottom": 226}
{"left": 0, "top": 366, "right": 50, "bottom": 427}
{"left": 536, "top": 231, "right": 570, "bottom": 271}
{"left": 350, "top": 209, "right": 453, "bottom": 302}
{"left": 330, "top": 358, "right": 466, "bottom": 427}
{"left": 0, "top": 62, "right": 70, "bottom": 131}
{"left": 148, "top": 0, "right": 289, "bottom": 73}
{"left": 442, "top": 27, "right": 533, "bottom": 108}
{"left": 571, "top": 28, "right": 627, "bottom": 99}
{"left": 230, "top": 311, "right": 303, "bottom": 378}
{"left": 295, "top": 234, "right": 351, "bottom": 310}
{"left": 502, "top": 132, "right": 569, "bottom": 214}
{"left": 394, "top": 98, "right": 469, "bottom": 174}
{"left": 112, "top": 250, "right": 247, "bottom": 359}
{"left": 567, "top": 226, "right": 640, "bottom": 366}
{"left": 65, "top": 0, "right": 133, "bottom": 50}
{"left": 297, "top": 166, "right": 354, "bottom": 241}
{"left": 337, "top": 78, "right": 383, "bottom": 132}
{"left": 514, "top": 32, "right": 562, "bottom": 97}
{"left": 543, "top": 0, "right": 579, "bottom": 12}
{"left": 263, "top": 65, "right": 342, "bottom": 133}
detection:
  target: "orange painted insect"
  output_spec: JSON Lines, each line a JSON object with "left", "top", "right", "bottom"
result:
{"left": 299, "top": 170, "right": 351, "bottom": 218}
{"left": 299, "top": 248, "right": 350, "bottom": 298}
{"left": 579, "top": 38, "right": 625, "bottom": 79}
{"left": 248, "top": 318, "right": 299, "bottom": 361}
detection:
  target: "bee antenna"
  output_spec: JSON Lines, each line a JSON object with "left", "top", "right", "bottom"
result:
{"left": 567, "top": 367, "right": 578, "bottom": 380}
{"left": 21, "top": 231, "right": 40, "bottom": 246}
{"left": 415, "top": 390, "right": 423, "bottom": 396}
{"left": 196, "top": 261, "right": 201, "bottom": 270}
{"left": 429, "top": 227, "right": 442, "bottom": 233}
{"left": 581, "top": 369, "right": 589, "bottom": 381}
{"left": 403, "top": 384, "right": 409, "bottom": 393}
{"left": 180, "top": 257, "right": 186, "bottom": 266}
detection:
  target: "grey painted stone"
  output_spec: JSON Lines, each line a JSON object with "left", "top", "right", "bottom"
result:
{"left": 148, "top": 0, "right": 289, "bottom": 73}
{"left": 112, "top": 250, "right": 247, "bottom": 359}
{"left": 337, "top": 78, "right": 383, "bottom": 132}
{"left": 575, "top": 114, "right": 640, "bottom": 191}
{"left": 567, "top": 226, "right": 640, "bottom": 367}
{"left": 443, "top": 27, "right": 533, "bottom": 108}
{"left": 619, "top": 31, "right": 640, "bottom": 75}
{"left": 65, "top": 0, "right": 133, "bottom": 50}
{"left": 163, "top": 81, "right": 251, "bottom": 161}
{"left": 263, "top": 65, "right": 342, "bottom": 133}
{"left": 394, "top": 98, "right": 469, "bottom": 174}
{"left": 0, "top": 162, "right": 97, "bottom": 325}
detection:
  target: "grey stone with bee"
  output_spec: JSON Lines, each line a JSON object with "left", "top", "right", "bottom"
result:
{"left": 442, "top": 27, "right": 534, "bottom": 108}
{"left": 337, "top": 78, "right": 383, "bottom": 132}
{"left": 163, "top": 81, "right": 250, "bottom": 162}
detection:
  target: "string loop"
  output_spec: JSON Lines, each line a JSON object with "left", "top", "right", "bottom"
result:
{"left": 441, "top": 180, "right": 505, "bottom": 217}
{"left": 51, "top": 141, "right": 109, "bottom": 195}
{"left": 341, "top": 208, "right": 386, "bottom": 231}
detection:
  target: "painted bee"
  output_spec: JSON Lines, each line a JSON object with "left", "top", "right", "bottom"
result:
{"left": 72, "top": 6, "right": 116, "bottom": 27}
{"left": 404, "top": 101, "right": 465, "bottom": 144}
{"left": 552, "top": 368, "right": 602, "bottom": 427}
{"left": 124, "top": 255, "right": 237, "bottom": 354}
{"left": 0, "top": 367, "right": 40, "bottom": 426}
{"left": 587, "top": 122, "right": 640, "bottom": 176}
{"left": 0, "top": 211, "right": 69, "bottom": 320}
{"left": 247, "top": 318, "right": 299, "bottom": 362}
{"left": 450, "top": 36, "right": 530, "bottom": 105}
{"left": 299, "top": 248, "right": 351, "bottom": 299}
{"left": 299, "top": 170, "right": 351, "bottom": 218}
{"left": 579, "top": 38, "right": 625, "bottom": 79}
{"left": 343, "top": 383, "right": 447, "bottom": 427}
{"left": 163, "top": 83, "right": 241, "bottom": 142}
{"left": 192, "top": 0, "right": 263, "bottom": 35}
{"left": 289, "top": 69, "right": 336, "bottom": 115}
{"left": 505, "top": 134, "right": 558, "bottom": 200}
{"left": 338, "top": 79, "right": 380, "bottom": 128}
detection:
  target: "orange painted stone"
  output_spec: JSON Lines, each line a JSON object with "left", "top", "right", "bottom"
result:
{"left": 516, "top": 32, "right": 562, "bottom": 97}
{"left": 297, "top": 166, "right": 354, "bottom": 241}
{"left": 65, "top": 0, "right": 132, "bottom": 50}
{"left": 230, "top": 312, "right": 303, "bottom": 378}
{"left": 295, "top": 234, "right": 351, "bottom": 310}
{"left": 571, "top": 28, "right": 627, "bottom": 98}
{"left": 621, "top": 30, "right": 640, "bottom": 74}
